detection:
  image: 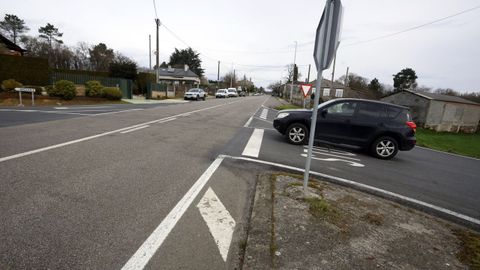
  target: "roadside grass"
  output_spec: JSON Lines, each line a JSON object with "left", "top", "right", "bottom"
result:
{"left": 304, "top": 197, "right": 339, "bottom": 220}
{"left": 453, "top": 229, "right": 480, "bottom": 270}
{"left": 415, "top": 128, "right": 480, "bottom": 158}
{"left": 274, "top": 104, "right": 302, "bottom": 111}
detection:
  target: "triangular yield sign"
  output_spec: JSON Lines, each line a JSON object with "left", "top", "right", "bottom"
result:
{"left": 300, "top": 84, "right": 312, "bottom": 98}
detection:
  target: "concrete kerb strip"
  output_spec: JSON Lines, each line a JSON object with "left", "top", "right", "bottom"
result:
{"left": 220, "top": 155, "right": 480, "bottom": 232}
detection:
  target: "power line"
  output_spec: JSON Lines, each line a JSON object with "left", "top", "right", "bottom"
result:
{"left": 343, "top": 5, "right": 480, "bottom": 47}
{"left": 152, "top": 0, "right": 159, "bottom": 19}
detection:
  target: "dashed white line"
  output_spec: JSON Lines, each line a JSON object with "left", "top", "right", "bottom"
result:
{"left": 259, "top": 108, "right": 268, "bottom": 120}
{"left": 244, "top": 116, "right": 253, "bottom": 128}
{"left": 242, "top": 128, "right": 264, "bottom": 158}
{"left": 90, "top": 108, "right": 144, "bottom": 116}
{"left": 120, "top": 125, "right": 150, "bottom": 134}
{"left": 197, "top": 187, "right": 236, "bottom": 262}
{"left": 121, "top": 156, "right": 225, "bottom": 270}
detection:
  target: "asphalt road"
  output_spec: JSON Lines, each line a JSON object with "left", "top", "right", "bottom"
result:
{"left": 1, "top": 95, "right": 479, "bottom": 269}
{"left": 0, "top": 103, "right": 177, "bottom": 127}
{"left": 241, "top": 100, "right": 480, "bottom": 219}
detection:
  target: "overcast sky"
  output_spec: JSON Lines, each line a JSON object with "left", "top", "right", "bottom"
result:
{"left": 2, "top": 0, "right": 479, "bottom": 92}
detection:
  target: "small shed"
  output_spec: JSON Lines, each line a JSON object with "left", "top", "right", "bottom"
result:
{"left": 381, "top": 90, "right": 480, "bottom": 133}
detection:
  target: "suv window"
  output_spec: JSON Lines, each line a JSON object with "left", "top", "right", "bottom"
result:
{"left": 326, "top": 101, "right": 357, "bottom": 116}
{"left": 356, "top": 102, "right": 382, "bottom": 120}
{"left": 386, "top": 106, "right": 410, "bottom": 122}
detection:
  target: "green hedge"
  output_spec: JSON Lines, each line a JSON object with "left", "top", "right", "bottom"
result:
{"left": 103, "top": 87, "right": 122, "bottom": 100}
{"left": 85, "top": 80, "right": 104, "bottom": 97}
{"left": 48, "top": 80, "right": 76, "bottom": 100}
{"left": 0, "top": 55, "right": 49, "bottom": 85}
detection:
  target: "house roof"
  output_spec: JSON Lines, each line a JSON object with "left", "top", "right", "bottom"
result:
{"left": 158, "top": 67, "right": 199, "bottom": 79}
{"left": 0, "top": 34, "right": 27, "bottom": 53}
{"left": 403, "top": 90, "right": 479, "bottom": 106}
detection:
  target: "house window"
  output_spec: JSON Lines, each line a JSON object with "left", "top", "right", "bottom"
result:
{"left": 323, "top": 88, "right": 330, "bottom": 97}
{"left": 335, "top": 89, "right": 344, "bottom": 97}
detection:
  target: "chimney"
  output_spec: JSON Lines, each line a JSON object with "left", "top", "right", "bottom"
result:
{"left": 184, "top": 64, "right": 189, "bottom": 71}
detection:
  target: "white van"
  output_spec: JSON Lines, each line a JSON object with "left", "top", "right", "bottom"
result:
{"left": 227, "top": 88, "right": 238, "bottom": 97}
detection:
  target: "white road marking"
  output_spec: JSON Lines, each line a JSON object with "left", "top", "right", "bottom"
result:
{"left": 259, "top": 108, "right": 268, "bottom": 120}
{"left": 221, "top": 154, "right": 480, "bottom": 228}
{"left": 120, "top": 125, "right": 150, "bottom": 134}
{"left": 415, "top": 146, "right": 480, "bottom": 161}
{"left": 0, "top": 109, "right": 90, "bottom": 115}
{"left": 196, "top": 187, "right": 236, "bottom": 262}
{"left": 90, "top": 108, "right": 144, "bottom": 116}
{"left": 244, "top": 116, "right": 253, "bottom": 128}
{"left": 157, "top": 118, "right": 176, "bottom": 124}
{"left": 53, "top": 107, "right": 69, "bottom": 110}
{"left": 121, "top": 156, "right": 224, "bottom": 270}
{"left": 303, "top": 149, "right": 361, "bottom": 161}
{"left": 260, "top": 96, "right": 270, "bottom": 107}
{"left": 0, "top": 101, "right": 242, "bottom": 163}
{"left": 308, "top": 146, "right": 357, "bottom": 157}
{"left": 242, "top": 129, "right": 264, "bottom": 158}
{"left": 253, "top": 116, "right": 273, "bottom": 124}
{"left": 301, "top": 154, "right": 365, "bottom": 167}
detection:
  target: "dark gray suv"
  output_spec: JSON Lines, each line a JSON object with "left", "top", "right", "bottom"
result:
{"left": 273, "top": 98, "right": 416, "bottom": 159}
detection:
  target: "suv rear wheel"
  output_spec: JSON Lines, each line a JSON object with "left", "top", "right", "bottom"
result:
{"left": 286, "top": 123, "right": 308, "bottom": 145}
{"left": 371, "top": 136, "right": 398, "bottom": 159}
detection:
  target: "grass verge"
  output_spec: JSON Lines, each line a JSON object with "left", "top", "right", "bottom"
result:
{"left": 274, "top": 104, "right": 302, "bottom": 111}
{"left": 415, "top": 128, "right": 480, "bottom": 158}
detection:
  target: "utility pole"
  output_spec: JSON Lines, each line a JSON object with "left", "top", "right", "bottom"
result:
{"left": 306, "top": 64, "right": 311, "bottom": 83}
{"left": 149, "top": 35, "right": 152, "bottom": 70}
{"left": 290, "top": 41, "right": 297, "bottom": 103}
{"left": 330, "top": 51, "right": 337, "bottom": 92}
{"left": 233, "top": 69, "right": 235, "bottom": 87}
{"left": 345, "top": 66, "right": 349, "bottom": 86}
{"left": 154, "top": 18, "right": 165, "bottom": 99}
{"left": 217, "top": 61, "right": 220, "bottom": 89}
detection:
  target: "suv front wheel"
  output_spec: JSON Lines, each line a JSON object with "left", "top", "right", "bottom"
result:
{"left": 286, "top": 123, "right": 309, "bottom": 145}
{"left": 371, "top": 136, "right": 398, "bottom": 159}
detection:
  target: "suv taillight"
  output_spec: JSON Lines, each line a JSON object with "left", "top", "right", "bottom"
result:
{"left": 406, "top": 121, "right": 417, "bottom": 132}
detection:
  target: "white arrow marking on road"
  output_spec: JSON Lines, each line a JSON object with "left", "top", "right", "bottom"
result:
{"left": 197, "top": 187, "right": 236, "bottom": 262}
{"left": 301, "top": 153, "right": 365, "bottom": 167}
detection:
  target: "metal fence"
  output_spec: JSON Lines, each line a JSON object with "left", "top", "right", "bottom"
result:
{"left": 50, "top": 71, "right": 132, "bottom": 99}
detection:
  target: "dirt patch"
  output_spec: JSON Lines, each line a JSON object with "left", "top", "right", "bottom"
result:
{"left": 245, "top": 172, "right": 478, "bottom": 269}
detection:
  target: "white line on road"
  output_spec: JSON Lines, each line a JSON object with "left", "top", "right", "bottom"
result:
{"left": 221, "top": 154, "right": 480, "bottom": 228}
{"left": 242, "top": 129, "right": 264, "bottom": 158}
{"left": 197, "top": 187, "right": 236, "bottom": 262}
{"left": 416, "top": 146, "right": 480, "bottom": 161}
{"left": 253, "top": 116, "right": 273, "bottom": 124}
{"left": 90, "top": 108, "right": 144, "bottom": 116}
{"left": 303, "top": 149, "right": 361, "bottom": 161}
{"left": 121, "top": 156, "right": 225, "bottom": 270}
{"left": 156, "top": 118, "right": 177, "bottom": 124}
{"left": 259, "top": 108, "right": 268, "bottom": 120}
{"left": 244, "top": 116, "right": 253, "bottom": 128}
{"left": 120, "top": 125, "right": 150, "bottom": 134}
{"left": 0, "top": 101, "right": 242, "bottom": 163}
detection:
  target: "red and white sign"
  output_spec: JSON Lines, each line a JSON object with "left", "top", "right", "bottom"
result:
{"left": 300, "top": 84, "right": 312, "bottom": 98}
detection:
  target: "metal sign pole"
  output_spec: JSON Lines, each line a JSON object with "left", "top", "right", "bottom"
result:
{"left": 18, "top": 91, "right": 23, "bottom": 107}
{"left": 304, "top": 0, "right": 342, "bottom": 195}
{"left": 31, "top": 91, "right": 35, "bottom": 106}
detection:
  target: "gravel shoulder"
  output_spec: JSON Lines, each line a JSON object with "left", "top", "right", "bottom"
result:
{"left": 243, "top": 173, "right": 480, "bottom": 269}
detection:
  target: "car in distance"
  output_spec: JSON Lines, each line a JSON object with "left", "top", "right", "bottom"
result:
{"left": 215, "top": 89, "right": 228, "bottom": 98}
{"left": 227, "top": 88, "right": 238, "bottom": 97}
{"left": 273, "top": 98, "right": 416, "bottom": 159}
{"left": 184, "top": 88, "right": 206, "bottom": 101}
{"left": 238, "top": 91, "right": 246, "bottom": 97}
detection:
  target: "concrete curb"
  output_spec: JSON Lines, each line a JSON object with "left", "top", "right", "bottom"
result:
{"left": 222, "top": 155, "right": 480, "bottom": 232}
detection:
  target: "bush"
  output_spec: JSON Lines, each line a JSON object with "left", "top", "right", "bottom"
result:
{"left": 85, "top": 80, "right": 104, "bottom": 97}
{"left": 1, "top": 79, "right": 22, "bottom": 92}
{"left": 49, "top": 80, "right": 76, "bottom": 100}
{"left": 103, "top": 87, "right": 122, "bottom": 100}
